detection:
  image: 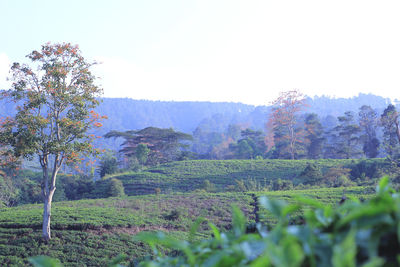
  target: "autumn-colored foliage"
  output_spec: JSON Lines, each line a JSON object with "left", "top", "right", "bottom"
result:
{"left": 268, "top": 90, "right": 308, "bottom": 159}
{"left": 0, "top": 42, "right": 104, "bottom": 240}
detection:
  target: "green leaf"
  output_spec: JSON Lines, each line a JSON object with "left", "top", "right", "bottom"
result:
{"left": 250, "top": 254, "right": 271, "bottom": 267}
{"left": 189, "top": 217, "right": 205, "bottom": 242}
{"left": 259, "top": 196, "right": 287, "bottom": 219}
{"left": 332, "top": 231, "right": 356, "bottom": 267}
{"left": 338, "top": 204, "right": 393, "bottom": 228}
{"left": 28, "top": 256, "right": 63, "bottom": 267}
{"left": 108, "top": 254, "right": 127, "bottom": 267}
{"left": 293, "top": 196, "right": 325, "bottom": 209}
{"left": 209, "top": 222, "right": 221, "bottom": 242}
{"left": 314, "top": 209, "right": 333, "bottom": 226}
{"left": 232, "top": 205, "right": 246, "bottom": 236}
{"left": 282, "top": 236, "right": 305, "bottom": 267}
{"left": 361, "top": 257, "right": 384, "bottom": 267}
{"left": 282, "top": 204, "right": 301, "bottom": 217}
{"left": 376, "top": 176, "right": 390, "bottom": 195}
{"left": 398, "top": 222, "right": 400, "bottom": 246}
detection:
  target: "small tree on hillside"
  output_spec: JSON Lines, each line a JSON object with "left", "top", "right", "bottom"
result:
{"left": 0, "top": 43, "right": 104, "bottom": 241}
{"left": 135, "top": 143, "right": 150, "bottom": 165}
{"left": 98, "top": 151, "right": 118, "bottom": 178}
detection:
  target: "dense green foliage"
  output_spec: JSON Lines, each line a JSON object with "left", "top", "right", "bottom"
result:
{"left": 135, "top": 178, "right": 399, "bottom": 266}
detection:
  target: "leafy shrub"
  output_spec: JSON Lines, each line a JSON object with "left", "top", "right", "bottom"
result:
{"left": 299, "top": 163, "right": 322, "bottom": 185}
{"left": 324, "top": 166, "right": 353, "bottom": 187}
{"left": 271, "top": 178, "right": 293, "bottom": 191}
{"left": 108, "top": 179, "right": 125, "bottom": 197}
{"left": 98, "top": 152, "right": 119, "bottom": 178}
{"left": 201, "top": 179, "right": 216, "bottom": 192}
{"left": 234, "top": 179, "right": 247, "bottom": 192}
{"left": 162, "top": 210, "right": 180, "bottom": 221}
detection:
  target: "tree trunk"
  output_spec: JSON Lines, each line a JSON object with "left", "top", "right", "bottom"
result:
{"left": 42, "top": 187, "right": 55, "bottom": 241}
{"left": 41, "top": 154, "right": 60, "bottom": 241}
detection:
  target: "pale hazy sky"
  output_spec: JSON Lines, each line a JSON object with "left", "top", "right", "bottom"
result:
{"left": 1, "top": 0, "right": 400, "bottom": 105}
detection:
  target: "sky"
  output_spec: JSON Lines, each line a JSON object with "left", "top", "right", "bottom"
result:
{"left": 1, "top": 0, "right": 400, "bottom": 106}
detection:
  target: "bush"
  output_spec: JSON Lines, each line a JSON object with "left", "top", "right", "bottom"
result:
{"left": 108, "top": 179, "right": 125, "bottom": 197}
{"left": 98, "top": 153, "right": 118, "bottom": 178}
{"left": 162, "top": 210, "right": 180, "bottom": 221}
{"left": 299, "top": 163, "right": 322, "bottom": 185}
{"left": 324, "top": 166, "right": 352, "bottom": 187}
{"left": 201, "top": 179, "right": 216, "bottom": 192}
{"left": 271, "top": 178, "right": 293, "bottom": 191}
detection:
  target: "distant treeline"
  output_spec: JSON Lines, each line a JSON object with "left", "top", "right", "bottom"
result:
{"left": 104, "top": 104, "right": 400, "bottom": 164}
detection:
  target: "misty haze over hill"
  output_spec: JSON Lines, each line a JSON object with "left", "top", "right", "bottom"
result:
{"left": 0, "top": 93, "right": 393, "bottom": 136}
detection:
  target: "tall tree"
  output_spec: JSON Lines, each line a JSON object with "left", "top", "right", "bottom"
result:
{"left": 332, "top": 111, "right": 362, "bottom": 159}
{"left": 0, "top": 43, "right": 103, "bottom": 241}
{"left": 105, "top": 127, "right": 193, "bottom": 165}
{"left": 268, "top": 90, "right": 307, "bottom": 159}
{"left": 380, "top": 104, "right": 400, "bottom": 157}
{"left": 358, "top": 105, "right": 380, "bottom": 158}
{"left": 304, "top": 113, "right": 324, "bottom": 159}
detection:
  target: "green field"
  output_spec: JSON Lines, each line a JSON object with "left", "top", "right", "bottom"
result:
{"left": 0, "top": 185, "right": 375, "bottom": 266}
{"left": 103, "top": 158, "right": 385, "bottom": 195}
{"left": 0, "top": 192, "right": 254, "bottom": 266}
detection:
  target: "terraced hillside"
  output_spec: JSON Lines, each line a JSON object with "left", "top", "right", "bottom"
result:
{"left": 0, "top": 186, "right": 375, "bottom": 266}
{"left": 0, "top": 193, "right": 253, "bottom": 266}
{"left": 105, "top": 158, "right": 386, "bottom": 195}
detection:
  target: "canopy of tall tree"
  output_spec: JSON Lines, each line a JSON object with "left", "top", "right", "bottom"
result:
{"left": 268, "top": 90, "right": 307, "bottom": 159}
{"left": 380, "top": 104, "right": 400, "bottom": 157}
{"left": 358, "top": 105, "right": 380, "bottom": 158}
{"left": 104, "top": 127, "right": 193, "bottom": 165}
{"left": 330, "top": 111, "right": 362, "bottom": 159}
{"left": 0, "top": 43, "right": 103, "bottom": 241}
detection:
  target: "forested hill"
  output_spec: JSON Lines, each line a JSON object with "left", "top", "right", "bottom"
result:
{"left": 94, "top": 93, "right": 392, "bottom": 134}
{"left": 95, "top": 99, "right": 255, "bottom": 133}
{"left": 0, "top": 93, "right": 393, "bottom": 136}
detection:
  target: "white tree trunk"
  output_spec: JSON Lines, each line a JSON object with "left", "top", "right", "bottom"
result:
{"left": 42, "top": 187, "right": 55, "bottom": 241}
{"left": 41, "top": 155, "right": 60, "bottom": 241}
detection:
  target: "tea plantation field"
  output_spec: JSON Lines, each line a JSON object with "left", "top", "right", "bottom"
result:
{"left": 0, "top": 186, "right": 374, "bottom": 266}
{"left": 104, "top": 158, "right": 386, "bottom": 195}
{"left": 0, "top": 193, "right": 253, "bottom": 266}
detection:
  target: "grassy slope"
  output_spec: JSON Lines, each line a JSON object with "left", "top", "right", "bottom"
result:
{"left": 105, "top": 158, "right": 385, "bottom": 195}
{"left": 0, "top": 193, "right": 253, "bottom": 266}
{"left": 0, "top": 186, "right": 376, "bottom": 266}
{"left": 0, "top": 158, "right": 385, "bottom": 265}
